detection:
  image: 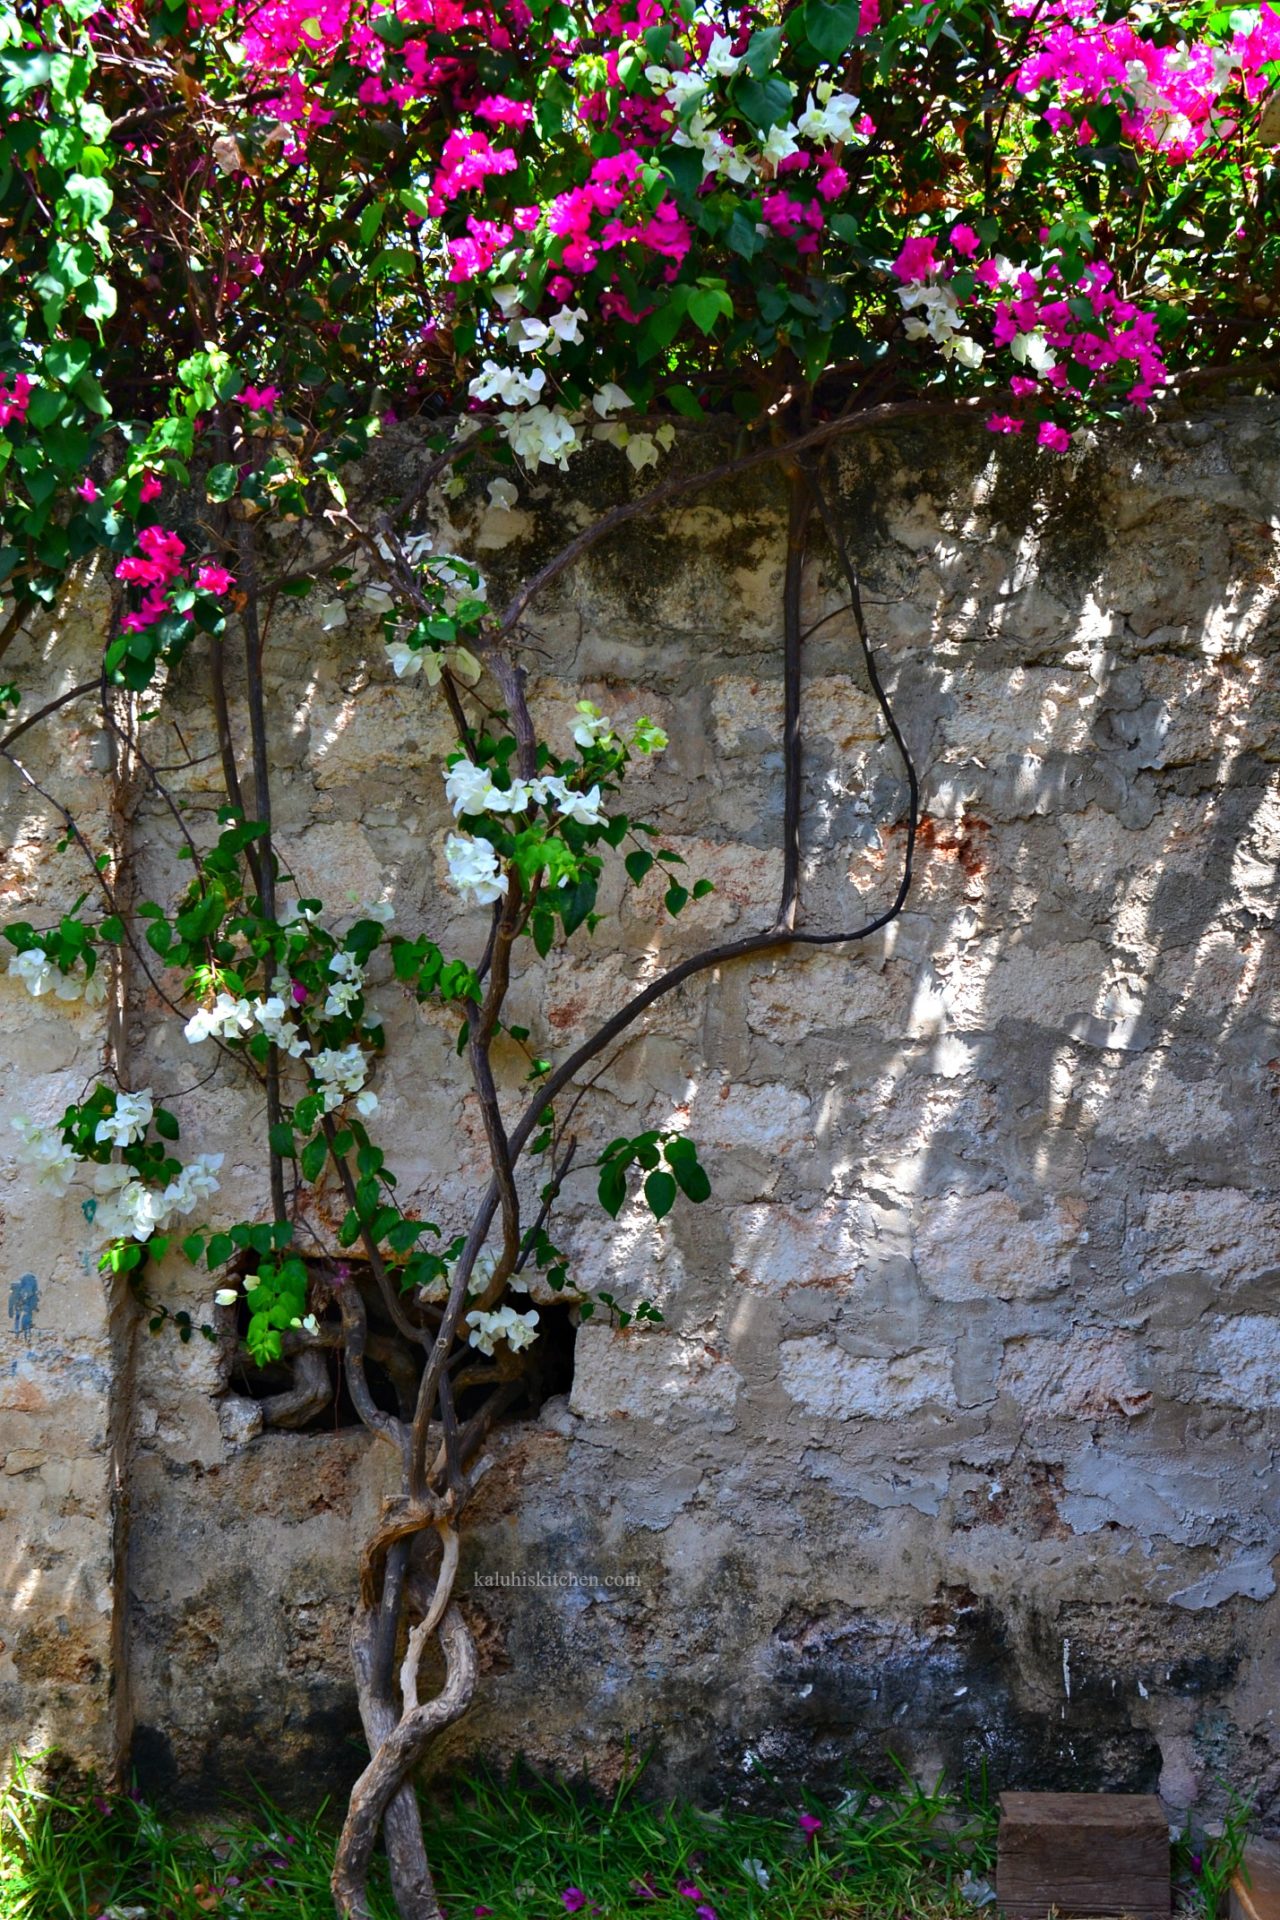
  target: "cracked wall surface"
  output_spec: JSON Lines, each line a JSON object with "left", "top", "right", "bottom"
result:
{"left": 2, "top": 401, "right": 1279, "bottom": 1822}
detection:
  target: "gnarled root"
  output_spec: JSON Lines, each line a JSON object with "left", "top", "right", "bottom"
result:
{"left": 333, "top": 1601, "right": 477, "bottom": 1920}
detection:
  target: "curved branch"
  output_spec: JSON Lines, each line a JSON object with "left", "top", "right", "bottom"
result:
{"left": 399, "top": 1523, "right": 459, "bottom": 1711}
{"left": 332, "top": 1603, "right": 478, "bottom": 1920}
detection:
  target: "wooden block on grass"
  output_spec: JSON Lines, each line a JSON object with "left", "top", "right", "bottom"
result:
{"left": 997, "top": 1792, "right": 1171, "bottom": 1920}
{"left": 1230, "top": 1840, "right": 1280, "bottom": 1920}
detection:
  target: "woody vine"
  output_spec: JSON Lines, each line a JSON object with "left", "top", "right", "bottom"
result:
{"left": 0, "top": 0, "right": 1276, "bottom": 1913}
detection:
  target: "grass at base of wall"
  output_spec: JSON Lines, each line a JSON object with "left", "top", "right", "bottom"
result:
{"left": 0, "top": 1753, "right": 1242, "bottom": 1920}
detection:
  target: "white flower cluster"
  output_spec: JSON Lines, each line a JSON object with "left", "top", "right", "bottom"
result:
{"left": 324, "top": 949, "right": 365, "bottom": 1019}
{"left": 183, "top": 976, "right": 377, "bottom": 1114}
{"left": 311, "top": 1042, "right": 378, "bottom": 1115}
{"left": 95, "top": 1088, "right": 153, "bottom": 1147}
{"left": 444, "top": 760, "right": 607, "bottom": 828}
{"left": 444, "top": 833, "right": 508, "bottom": 906}
{"left": 386, "top": 637, "right": 483, "bottom": 682}
{"left": 88, "top": 1153, "right": 223, "bottom": 1245}
{"left": 417, "top": 1244, "right": 531, "bottom": 1306}
{"left": 8, "top": 1107, "right": 223, "bottom": 1245}
{"left": 7, "top": 947, "right": 108, "bottom": 1006}
{"left": 465, "top": 1303, "right": 540, "bottom": 1355}
{"left": 11, "top": 1117, "right": 79, "bottom": 1195}
{"left": 643, "top": 54, "right": 861, "bottom": 189}
{"left": 897, "top": 276, "right": 987, "bottom": 367}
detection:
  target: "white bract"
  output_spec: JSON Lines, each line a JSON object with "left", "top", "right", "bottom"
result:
{"left": 795, "top": 87, "right": 860, "bottom": 143}
{"left": 573, "top": 702, "right": 615, "bottom": 748}
{"left": 445, "top": 833, "right": 509, "bottom": 905}
{"left": 468, "top": 359, "right": 546, "bottom": 407}
{"left": 185, "top": 991, "right": 255, "bottom": 1044}
{"left": 95, "top": 1088, "right": 154, "bottom": 1148}
{"left": 551, "top": 782, "right": 606, "bottom": 826}
{"left": 6, "top": 947, "right": 106, "bottom": 1005}
{"left": 1011, "top": 330, "right": 1058, "bottom": 374}
{"left": 324, "top": 950, "right": 365, "bottom": 1019}
{"left": 252, "top": 995, "right": 311, "bottom": 1058}
{"left": 498, "top": 403, "right": 579, "bottom": 470}
{"left": 446, "top": 759, "right": 503, "bottom": 817}
{"left": 10, "top": 1117, "right": 78, "bottom": 1196}
{"left": 591, "top": 382, "right": 632, "bottom": 418}
{"left": 311, "top": 1043, "right": 370, "bottom": 1111}
{"left": 465, "top": 1304, "right": 540, "bottom": 1355}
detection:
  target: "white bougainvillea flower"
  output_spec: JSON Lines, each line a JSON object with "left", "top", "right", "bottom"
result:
{"left": 252, "top": 995, "right": 311, "bottom": 1058}
{"left": 572, "top": 701, "right": 614, "bottom": 748}
{"left": 498, "top": 403, "right": 579, "bottom": 470}
{"left": 94, "top": 1088, "right": 154, "bottom": 1148}
{"left": 445, "top": 833, "right": 509, "bottom": 905}
{"left": 1011, "top": 331, "right": 1057, "bottom": 374}
{"left": 10, "top": 1117, "right": 78, "bottom": 1195}
{"left": 553, "top": 783, "right": 607, "bottom": 827}
{"left": 445, "top": 759, "right": 502, "bottom": 818}
{"left": 385, "top": 639, "right": 424, "bottom": 678}
{"left": 311, "top": 1043, "right": 369, "bottom": 1111}
{"left": 8, "top": 948, "right": 57, "bottom": 996}
{"left": 469, "top": 360, "right": 546, "bottom": 407}
{"left": 591, "top": 383, "right": 633, "bottom": 418}
{"left": 486, "top": 478, "right": 519, "bottom": 510}
{"left": 214, "top": 1288, "right": 239, "bottom": 1306}
{"left": 185, "top": 991, "right": 255, "bottom": 1045}
{"left": 465, "top": 1304, "right": 540, "bottom": 1355}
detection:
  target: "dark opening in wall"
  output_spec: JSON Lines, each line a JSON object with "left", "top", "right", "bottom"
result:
{"left": 227, "top": 1265, "right": 577, "bottom": 1436}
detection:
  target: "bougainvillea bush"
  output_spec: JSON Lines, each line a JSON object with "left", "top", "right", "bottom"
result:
{"left": 0, "top": 0, "right": 1276, "bottom": 1911}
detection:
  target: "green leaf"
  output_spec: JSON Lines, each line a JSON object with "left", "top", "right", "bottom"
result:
{"left": 625, "top": 849, "right": 654, "bottom": 884}
{"left": 688, "top": 286, "right": 733, "bottom": 334}
{"left": 205, "top": 463, "right": 238, "bottom": 502}
{"left": 727, "top": 208, "right": 765, "bottom": 261}
{"left": 269, "top": 1122, "right": 296, "bottom": 1158}
{"left": 665, "top": 883, "right": 690, "bottom": 915}
{"left": 732, "top": 73, "right": 794, "bottom": 130}
{"left": 666, "top": 1137, "right": 712, "bottom": 1203}
{"left": 598, "top": 1160, "right": 628, "bottom": 1219}
{"left": 299, "top": 1135, "right": 327, "bottom": 1182}
{"left": 206, "top": 1232, "right": 234, "bottom": 1268}
{"left": 182, "top": 1233, "right": 205, "bottom": 1265}
{"left": 153, "top": 1107, "right": 180, "bottom": 1140}
{"left": 644, "top": 1169, "right": 677, "bottom": 1219}
{"left": 802, "top": 0, "right": 860, "bottom": 62}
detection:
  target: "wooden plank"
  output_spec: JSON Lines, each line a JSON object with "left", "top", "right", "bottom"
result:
{"left": 997, "top": 1792, "right": 1171, "bottom": 1920}
{"left": 1230, "top": 1841, "right": 1280, "bottom": 1920}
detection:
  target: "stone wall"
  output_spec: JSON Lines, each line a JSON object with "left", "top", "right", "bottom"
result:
{"left": 2, "top": 401, "right": 1279, "bottom": 1824}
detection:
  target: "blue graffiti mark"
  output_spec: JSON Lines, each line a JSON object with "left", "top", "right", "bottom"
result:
{"left": 8, "top": 1272, "right": 39, "bottom": 1341}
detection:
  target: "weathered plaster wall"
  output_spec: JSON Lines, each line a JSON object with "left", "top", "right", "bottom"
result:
{"left": 3, "top": 401, "right": 1280, "bottom": 1822}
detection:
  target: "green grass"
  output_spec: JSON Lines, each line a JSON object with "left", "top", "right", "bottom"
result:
{"left": 0, "top": 1752, "right": 1246, "bottom": 1920}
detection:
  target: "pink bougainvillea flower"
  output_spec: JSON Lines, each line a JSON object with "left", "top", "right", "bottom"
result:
{"left": 236, "top": 384, "right": 280, "bottom": 411}
{"left": 987, "top": 414, "right": 1025, "bottom": 434}
{"left": 76, "top": 477, "right": 99, "bottom": 503}
{"left": 949, "top": 222, "right": 981, "bottom": 256}
{"left": 892, "top": 234, "right": 939, "bottom": 281}
{"left": 195, "top": 562, "right": 236, "bottom": 594}
{"left": 0, "top": 371, "right": 32, "bottom": 428}
{"left": 139, "top": 471, "right": 164, "bottom": 503}
{"left": 561, "top": 1891, "right": 588, "bottom": 1913}
{"left": 798, "top": 1813, "right": 823, "bottom": 1836}
{"left": 1038, "top": 421, "right": 1072, "bottom": 451}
